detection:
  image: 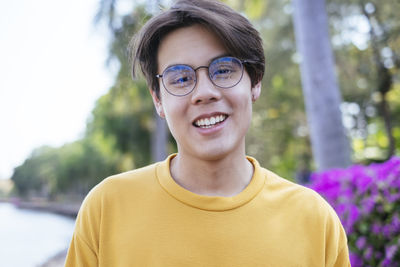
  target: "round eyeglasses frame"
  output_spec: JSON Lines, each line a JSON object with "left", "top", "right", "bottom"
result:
{"left": 156, "top": 56, "right": 256, "bottom": 97}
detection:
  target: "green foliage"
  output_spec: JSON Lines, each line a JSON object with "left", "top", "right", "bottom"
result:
{"left": 87, "top": 79, "right": 153, "bottom": 168}
{"left": 12, "top": 146, "right": 58, "bottom": 197}
{"left": 246, "top": 0, "right": 400, "bottom": 178}
{"left": 328, "top": 0, "right": 400, "bottom": 161}
{"left": 11, "top": 138, "right": 122, "bottom": 198}
{"left": 244, "top": 0, "right": 312, "bottom": 179}
{"left": 85, "top": 5, "right": 159, "bottom": 168}
{"left": 11, "top": 5, "right": 159, "bottom": 198}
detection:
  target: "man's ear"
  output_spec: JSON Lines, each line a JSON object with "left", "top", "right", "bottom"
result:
{"left": 251, "top": 82, "right": 261, "bottom": 102}
{"left": 150, "top": 89, "right": 165, "bottom": 118}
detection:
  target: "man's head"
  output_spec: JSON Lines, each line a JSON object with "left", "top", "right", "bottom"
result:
{"left": 131, "top": 0, "right": 265, "bottom": 99}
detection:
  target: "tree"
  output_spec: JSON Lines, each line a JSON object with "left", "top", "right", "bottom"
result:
{"left": 327, "top": 0, "right": 400, "bottom": 162}
{"left": 95, "top": 0, "right": 169, "bottom": 164}
{"left": 292, "top": 0, "right": 352, "bottom": 170}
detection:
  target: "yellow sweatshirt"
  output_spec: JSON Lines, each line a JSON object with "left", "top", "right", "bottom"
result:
{"left": 65, "top": 154, "right": 350, "bottom": 267}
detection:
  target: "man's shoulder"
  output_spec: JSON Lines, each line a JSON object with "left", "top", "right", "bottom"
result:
{"left": 260, "top": 167, "right": 337, "bottom": 218}
{"left": 260, "top": 167, "right": 315, "bottom": 196}
{"left": 103, "top": 162, "right": 158, "bottom": 187}
{"left": 258, "top": 167, "right": 349, "bottom": 264}
{"left": 83, "top": 162, "right": 159, "bottom": 204}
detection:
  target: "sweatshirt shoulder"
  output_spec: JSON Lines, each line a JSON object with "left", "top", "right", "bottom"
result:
{"left": 260, "top": 167, "right": 339, "bottom": 218}
{"left": 103, "top": 162, "right": 158, "bottom": 186}
{"left": 259, "top": 167, "right": 349, "bottom": 265}
{"left": 84, "top": 162, "right": 159, "bottom": 202}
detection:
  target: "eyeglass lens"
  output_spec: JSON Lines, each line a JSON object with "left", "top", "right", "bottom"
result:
{"left": 162, "top": 57, "right": 243, "bottom": 96}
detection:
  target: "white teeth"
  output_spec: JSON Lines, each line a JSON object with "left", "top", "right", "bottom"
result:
{"left": 195, "top": 115, "right": 227, "bottom": 128}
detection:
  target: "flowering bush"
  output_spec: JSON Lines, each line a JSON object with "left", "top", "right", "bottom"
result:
{"left": 308, "top": 157, "right": 400, "bottom": 267}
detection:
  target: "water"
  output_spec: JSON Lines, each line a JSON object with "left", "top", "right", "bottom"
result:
{"left": 0, "top": 202, "right": 76, "bottom": 267}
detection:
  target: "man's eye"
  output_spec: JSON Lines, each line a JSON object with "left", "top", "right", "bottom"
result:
{"left": 213, "top": 67, "right": 235, "bottom": 78}
{"left": 215, "top": 68, "right": 232, "bottom": 75}
{"left": 173, "top": 76, "right": 188, "bottom": 83}
{"left": 169, "top": 75, "right": 193, "bottom": 87}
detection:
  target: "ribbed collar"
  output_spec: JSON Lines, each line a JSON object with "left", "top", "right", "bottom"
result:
{"left": 156, "top": 154, "right": 266, "bottom": 211}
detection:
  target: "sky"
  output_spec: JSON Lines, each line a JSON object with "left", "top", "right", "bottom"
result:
{"left": 0, "top": 0, "right": 117, "bottom": 179}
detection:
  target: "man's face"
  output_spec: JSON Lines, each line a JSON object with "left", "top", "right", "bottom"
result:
{"left": 153, "top": 24, "right": 260, "bottom": 161}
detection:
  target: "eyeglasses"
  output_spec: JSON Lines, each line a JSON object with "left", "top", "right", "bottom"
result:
{"left": 156, "top": 56, "right": 253, "bottom": 96}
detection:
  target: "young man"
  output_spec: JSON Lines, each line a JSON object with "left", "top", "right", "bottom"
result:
{"left": 65, "top": 0, "right": 351, "bottom": 266}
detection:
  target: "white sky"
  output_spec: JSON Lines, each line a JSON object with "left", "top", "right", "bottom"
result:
{"left": 0, "top": 0, "right": 116, "bottom": 179}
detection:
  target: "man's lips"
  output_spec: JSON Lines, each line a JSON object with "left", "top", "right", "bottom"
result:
{"left": 192, "top": 112, "right": 229, "bottom": 128}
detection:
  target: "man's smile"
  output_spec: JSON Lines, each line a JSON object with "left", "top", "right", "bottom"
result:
{"left": 193, "top": 114, "right": 228, "bottom": 128}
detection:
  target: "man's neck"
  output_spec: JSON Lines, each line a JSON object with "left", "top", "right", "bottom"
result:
{"left": 170, "top": 152, "right": 254, "bottom": 197}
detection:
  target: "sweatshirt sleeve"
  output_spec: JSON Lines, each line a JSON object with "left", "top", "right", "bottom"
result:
{"left": 333, "top": 244, "right": 351, "bottom": 267}
{"left": 324, "top": 201, "right": 351, "bottom": 267}
{"left": 65, "top": 232, "right": 98, "bottom": 267}
{"left": 65, "top": 183, "right": 103, "bottom": 267}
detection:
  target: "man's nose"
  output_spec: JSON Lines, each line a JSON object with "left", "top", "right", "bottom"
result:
{"left": 190, "top": 68, "right": 222, "bottom": 104}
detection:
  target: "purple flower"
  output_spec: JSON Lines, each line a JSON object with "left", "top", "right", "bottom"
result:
{"left": 385, "top": 244, "right": 398, "bottom": 260}
{"left": 342, "top": 205, "right": 360, "bottom": 234}
{"left": 356, "top": 236, "right": 366, "bottom": 250}
{"left": 349, "top": 252, "right": 363, "bottom": 267}
{"left": 360, "top": 196, "right": 376, "bottom": 214}
{"left": 364, "top": 245, "right": 373, "bottom": 260}
{"left": 372, "top": 222, "right": 381, "bottom": 235}
{"left": 392, "top": 214, "right": 400, "bottom": 231}
{"left": 382, "top": 258, "right": 392, "bottom": 267}
{"left": 352, "top": 167, "right": 373, "bottom": 194}
{"left": 348, "top": 204, "right": 360, "bottom": 226}
{"left": 335, "top": 203, "right": 347, "bottom": 219}
{"left": 382, "top": 188, "right": 395, "bottom": 202}
{"left": 307, "top": 157, "right": 400, "bottom": 266}
{"left": 387, "top": 192, "right": 400, "bottom": 203}
{"left": 382, "top": 225, "right": 394, "bottom": 238}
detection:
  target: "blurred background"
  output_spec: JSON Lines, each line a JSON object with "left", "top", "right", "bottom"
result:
{"left": 0, "top": 0, "right": 399, "bottom": 266}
